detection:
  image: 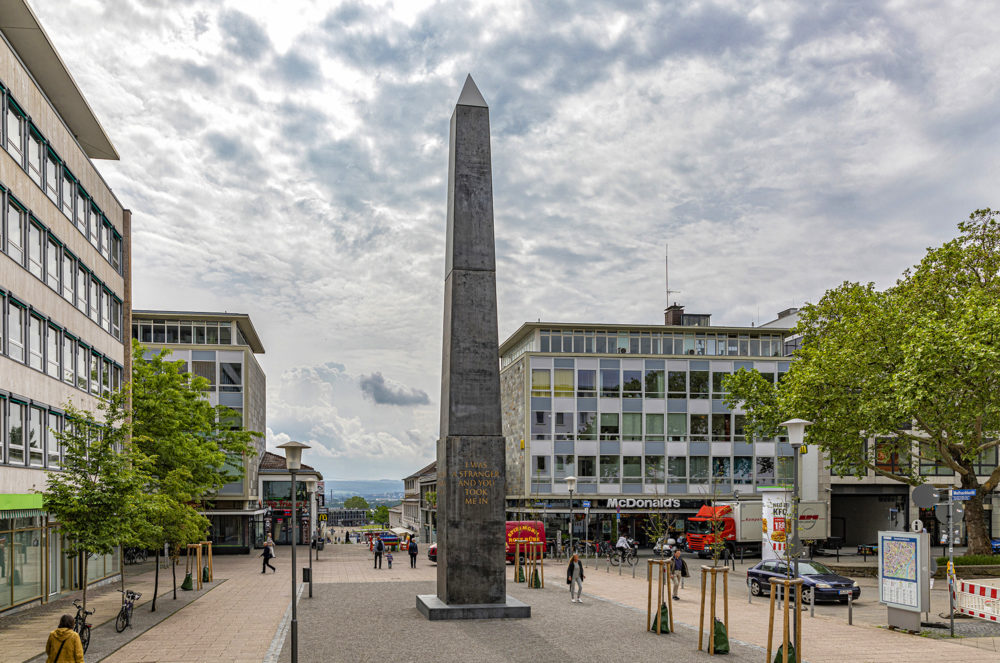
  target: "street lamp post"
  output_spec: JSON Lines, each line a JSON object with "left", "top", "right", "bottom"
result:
{"left": 566, "top": 476, "right": 577, "bottom": 557}
{"left": 781, "top": 419, "right": 812, "bottom": 632}
{"left": 304, "top": 478, "right": 316, "bottom": 598}
{"left": 278, "top": 441, "right": 310, "bottom": 663}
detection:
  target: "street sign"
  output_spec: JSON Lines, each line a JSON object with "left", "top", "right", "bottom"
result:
{"left": 910, "top": 519, "right": 924, "bottom": 533}
{"left": 912, "top": 484, "right": 939, "bottom": 509}
{"left": 582, "top": 500, "right": 591, "bottom": 508}
{"left": 934, "top": 503, "right": 964, "bottom": 524}
{"left": 951, "top": 489, "right": 975, "bottom": 501}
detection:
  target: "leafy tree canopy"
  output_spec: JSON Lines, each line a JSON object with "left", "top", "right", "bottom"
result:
{"left": 344, "top": 496, "right": 370, "bottom": 509}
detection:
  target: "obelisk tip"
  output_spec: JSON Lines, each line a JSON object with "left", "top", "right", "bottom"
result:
{"left": 457, "top": 74, "right": 488, "bottom": 108}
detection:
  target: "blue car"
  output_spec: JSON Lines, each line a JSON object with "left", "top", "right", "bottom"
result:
{"left": 747, "top": 559, "right": 860, "bottom": 604}
{"left": 991, "top": 539, "right": 1000, "bottom": 554}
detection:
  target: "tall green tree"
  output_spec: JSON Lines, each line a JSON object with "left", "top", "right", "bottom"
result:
{"left": 344, "top": 496, "right": 370, "bottom": 509}
{"left": 724, "top": 210, "right": 1000, "bottom": 554}
{"left": 41, "top": 393, "right": 151, "bottom": 612}
{"left": 373, "top": 505, "right": 390, "bottom": 526}
{"left": 129, "top": 340, "right": 259, "bottom": 605}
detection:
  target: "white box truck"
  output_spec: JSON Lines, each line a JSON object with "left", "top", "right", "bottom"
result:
{"left": 687, "top": 500, "right": 830, "bottom": 557}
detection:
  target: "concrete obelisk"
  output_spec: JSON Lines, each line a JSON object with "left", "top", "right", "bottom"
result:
{"left": 416, "top": 76, "right": 529, "bottom": 620}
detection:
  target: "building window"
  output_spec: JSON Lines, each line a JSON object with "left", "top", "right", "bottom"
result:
{"left": 6, "top": 102, "right": 23, "bottom": 163}
{"left": 8, "top": 301, "right": 25, "bottom": 362}
{"left": 192, "top": 361, "right": 216, "bottom": 390}
{"left": 47, "top": 412, "right": 61, "bottom": 467}
{"left": 599, "top": 413, "right": 619, "bottom": 440}
{"left": 111, "top": 299, "right": 121, "bottom": 340}
{"left": 645, "top": 366, "right": 665, "bottom": 398}
{"left": 712, "top": 371, "right": 729, "bottom": 397}
{"left": 667, "top": 413, "right": 686, "bottom": 442}
{"left": 89, "top": 277, "right": 100, "bottom": 323}
{"left": 712, "top": 457, "right": 731, "bottom": 481}
{"left": 690, "top": 414, "right": 709, "bottom": 442}
{"left": 622, "top": 370, "right": 642, "bottom": 398}
{"left": 667, "top": 456, "right": 686, "bottom": 482}
{"left": 689, "top": 456, "right": 709, "bottom": 484}
{"left": 28, "top": 315, "right": 43, "bottom": 370}
{"left": 27, "top": 129, "right": 43, "bottom": 186}
{"left": 63, "top": 335, "right": 75, "bottom": 385}
{"left": 645, "top": 414, "right": 664, "bottom": 441}
{"left": 531, "top": 455, "right": 549, "bottom": 478}
{"left": 46, "top": 325, "right": 59, "bottom": 378}
{"left": 46, "top": 237, "right": 60, "bottom": 290}
{"left": 577, "top": 455, "right": 596, "bottom": 479}
{"left": 711, "top": 414, "right": 731, "bottom": 441}
{"left": 553, "top": 412, "right": 573, "bottom": 440}
{"left": 530, "top": 369, "right": 550, "bottom": 397}
{"left": 45, "top": 150, "right": 59, "bottom": 204}
{"left": 100, "top": 223, "right": 111, "bottom": 263}
{"left": 111, "top": 234, "right": 121, "bottom": 272}
{"left": 734, "top": 456, "right": 753, "bottom": 484}
{"left": 27, "top": 220, "right": 43, "bottom": 278}
{"left": 28, "top": 406, "right": 44, "bottom": 466}
{"left": 102, "top": 359, "right": 111, "bottom": 398}
{"left": 576, "top": 412, "right": 597, "bottom": 439}
{"left": 645, "top": 455, "right": 665, "bottom": 483}
{"left": 622, "top": 413, "right": 642, "bottom": 440}
{"left": 88, "top": 205, "right": 99, "bottom": 246}
{"left": 553, "top": 368, "right": 573, "bottom": 397}
{"left": 576, "top": 369, "right": 596, "bottom": 397}
{"left": 623, "top": 455, "right": 642, "bottom": 484}
{"left": 76, "top": 344, "right": 88, "bottom": 391}
{"left": 600, "top": 369, "right": 619, "bottom": 397}
{"left": 9, "top": 401, "right": 25, "bottom": 464}
{"left": 690, "top": 370, "right": 709, "bottom": 399}
{"left": 599, "top": 455, "right": 619, "bottom": 483}
{"left": 667, "top": 371, "right": 686, "bottom": 399}
{"left": 74, "top": 187, "right": 85, "bottom": 234}
{"left": 101, "top": 290, "right": 111, "bottom": 332}
{"left": 61, "top": 252, "right": 74, "bottom": 301}
{"left": 61, "top": 170, "right": 74, "bottom": 220}
{"left": 76, "top": 264, "right": 87, "bottom": 313}
{"left": 531, "top": 411, "right": 551, "bottom": 440}
{"left": 554, "top": 454, "right": 574, "bottom": 478}
{"left": 6, "top": 200, "right": 24, "bottom": 264}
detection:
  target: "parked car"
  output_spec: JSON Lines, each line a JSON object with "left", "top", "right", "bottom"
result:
{"left": 747, "top": 559, "right": 860, "bottom": 604}
{"left": 428, "top": 543, "right": 437, "bottom": 563}
{"left": 991, "top": 539, "right": 1000, "bottom": 554}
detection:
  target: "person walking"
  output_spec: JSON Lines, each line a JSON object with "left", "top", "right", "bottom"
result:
{"left": 386, "top": 551, "right": 394, "bottom": 569}
{"left": 373, "top": 535, "right": 384, "bottom": 569}
{"left": 670, "top": 548, "right": 688, "bottom": 600}
{"left": 567, "top": 553, "right": 585, "bottom": 603}
{"left": 45, "top": 614, "right": 84, "bottom": 663}
{"left": 260, "top": 536, "right": 276, "bottom": 573}
{"left": 408, "top": 538, "right": 418, "bottom": 568}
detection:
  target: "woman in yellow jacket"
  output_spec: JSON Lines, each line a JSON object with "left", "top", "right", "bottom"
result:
{"left": 45, "top": 614, "right": 84, "bottom": 663}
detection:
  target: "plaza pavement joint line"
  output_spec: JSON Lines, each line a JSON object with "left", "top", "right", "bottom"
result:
{"left": 264, "top": 582, "right": 304, "bottom": 663}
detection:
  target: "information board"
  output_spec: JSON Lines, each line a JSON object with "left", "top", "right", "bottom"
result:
{"left": 878, "top": 530, "right": 930, "bottom": 613}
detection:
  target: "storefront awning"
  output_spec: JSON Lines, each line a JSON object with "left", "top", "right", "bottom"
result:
{"left": 200, "top": 509, "right": 268, "bottom": 516}
{"left": 1, "top": 508, "right": 45, "bottom": 519}
{"left": 391, "top": 527, "right": 414, "bottom": 536}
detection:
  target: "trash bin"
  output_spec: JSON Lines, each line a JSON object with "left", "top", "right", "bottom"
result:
{"left": 317, "top": 540, "right": 325, "bottom": 551}
{"left": 302, "top": 567, "right": 311, "bottom": 582}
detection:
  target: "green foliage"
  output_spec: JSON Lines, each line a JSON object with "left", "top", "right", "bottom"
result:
{"left": 344, "top": 496, "right": 370, "bottom": 509}
{"left": 724, "top": 211, "right": 1000, "bottom": 554}
{"left": 373, "top": 505, "right": 390, "bottom": 526}
{"left": 40, "top": 392, "right": 152, "bottom": 610}
{"left": 935, "top": 554, "right": 1000, "bottom": 566}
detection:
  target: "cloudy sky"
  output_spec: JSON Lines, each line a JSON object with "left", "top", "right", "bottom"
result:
{"left": 32, "top": 1, "right": 1000, "bottom": 481}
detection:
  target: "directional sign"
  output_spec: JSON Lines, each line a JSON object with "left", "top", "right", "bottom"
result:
{"left": 934, "top": 503, "right": 964, "bottom": 525}
{"left": 912, "top": 484, "right": 939, "bottom": 509}
{"left": 581, "top": 500, "right": 591, "bottom": 509}
{"left": 951, "top": 489, "right": 976, "bottom": 501}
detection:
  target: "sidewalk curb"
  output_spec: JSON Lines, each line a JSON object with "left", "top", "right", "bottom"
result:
{"left": 264, "top": 582, "right": 304, "bottom": 663}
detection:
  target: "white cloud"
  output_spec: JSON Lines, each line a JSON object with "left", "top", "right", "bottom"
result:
{"left": 29, "top": 0, "right": 1000, "bottom": 477}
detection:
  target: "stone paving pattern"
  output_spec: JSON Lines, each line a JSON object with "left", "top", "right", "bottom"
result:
{"left": 3, "top": 535, "right": 1000, "bottom": 661}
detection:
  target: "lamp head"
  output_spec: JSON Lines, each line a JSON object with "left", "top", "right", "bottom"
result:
{"left": 780, "top": 418, "right": 812, "bottom": 449}
{"left": 565, "top": 476, "right": 577, "bottom": 493}
{"left": 303, "top": 478, "right": 317, "bottom": 492}
{"left": 277, "top": 440, "right": 311, "bottom": 471}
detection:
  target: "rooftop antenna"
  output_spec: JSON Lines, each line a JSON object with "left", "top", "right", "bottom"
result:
{"left": 665, "top": 242, "right": 681, "bottom": 306}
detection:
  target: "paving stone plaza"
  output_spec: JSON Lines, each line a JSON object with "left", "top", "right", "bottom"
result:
{"left": 3, "top": 539, "right": 1000, "bottom": 662}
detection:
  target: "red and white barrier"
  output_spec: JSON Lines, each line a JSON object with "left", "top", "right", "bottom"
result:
{"left": 953, "top": 580, "right": 1000, "bottom": 622}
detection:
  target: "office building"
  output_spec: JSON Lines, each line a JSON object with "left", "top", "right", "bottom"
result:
{"left": 258, "top": 451, "right": 322, "bottom": 545}
{"left": 131, "top": 311, "right": 267, "bottom": 553}
{"left": 0, "top": 0, "right": 129, "bottom": 613}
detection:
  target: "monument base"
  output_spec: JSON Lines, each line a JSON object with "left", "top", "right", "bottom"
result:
{"left": 416, "top": 594, "right": 530, "bottom": 620}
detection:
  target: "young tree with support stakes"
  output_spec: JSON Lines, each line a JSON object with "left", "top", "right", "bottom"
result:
{"left": 128, "top": 340, "right": 259, "bottom": 606}
{"left": 724, "top": 210, "right": 1000, "bottom": 555}
{"left": 41, "top": 394, "right": 152, "bottom": 613}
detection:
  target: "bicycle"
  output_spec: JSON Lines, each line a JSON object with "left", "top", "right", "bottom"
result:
{"left": 72, "top": 599, "right": 94, "bottom": 653}
{"left": 115, "top": 589, "right": 141, "bottom": 632}
{"left": 123, "top": 547, "right": 147, "bottom": 565}
{"left": 610, "top": 546, "right": 639, "bottom": 567}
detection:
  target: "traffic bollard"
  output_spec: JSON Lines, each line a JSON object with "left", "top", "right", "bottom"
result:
{"left": 848, "top": 592, "right": 853, "bottom": 625}
{"left": 632, "top": 560, "right": 636, "bottom": 578}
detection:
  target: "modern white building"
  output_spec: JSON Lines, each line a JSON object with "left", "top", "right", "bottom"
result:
{"left": 0, "top": 0, "right": 129, "bottom": 613}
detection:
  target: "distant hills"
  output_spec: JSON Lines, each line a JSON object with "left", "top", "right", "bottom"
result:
{"left": 324, "top": 479, "right": 404, "bottom": 496}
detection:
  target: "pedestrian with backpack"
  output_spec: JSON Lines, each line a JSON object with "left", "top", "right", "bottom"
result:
{"left": 373, "top": 535, "right": 384, "bottom": 569}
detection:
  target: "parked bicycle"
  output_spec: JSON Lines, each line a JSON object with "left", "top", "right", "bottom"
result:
{"left": 72, "top": 599, "right": 94, "bottom": 653}
{"left": 116, "top": 589, "right": 141, "bottom": 632}
{"left": 609, "top": 543, "right": 639, "bottom": 567}
{"left": 123, "top": 547, "right": 147, "bottom": 565}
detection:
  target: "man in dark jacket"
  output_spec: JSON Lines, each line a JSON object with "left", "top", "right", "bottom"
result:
{"left": 408, "top": 537, "right": 418, "bottom": 568}
{"left": 670, "top": 549, "right": 689, "bottom": 600}
{"left": 373, "top": 536, "right": 384, "bottom": 569}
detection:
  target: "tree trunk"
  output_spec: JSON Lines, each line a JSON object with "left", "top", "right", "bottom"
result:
{"left": 960, "top": 473, "right": 992, "bottom": 555}
{"left": 81, "top": 553, "right": 88, "bottom": 613}
{"left": 121, "top": 547, "right": 127, "bottom": 596}
{"left": 151, "top": 549, "right": 159, "bottom": 612}
{"left": 172, "top": 553, "right": 177, "bottom": 600}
